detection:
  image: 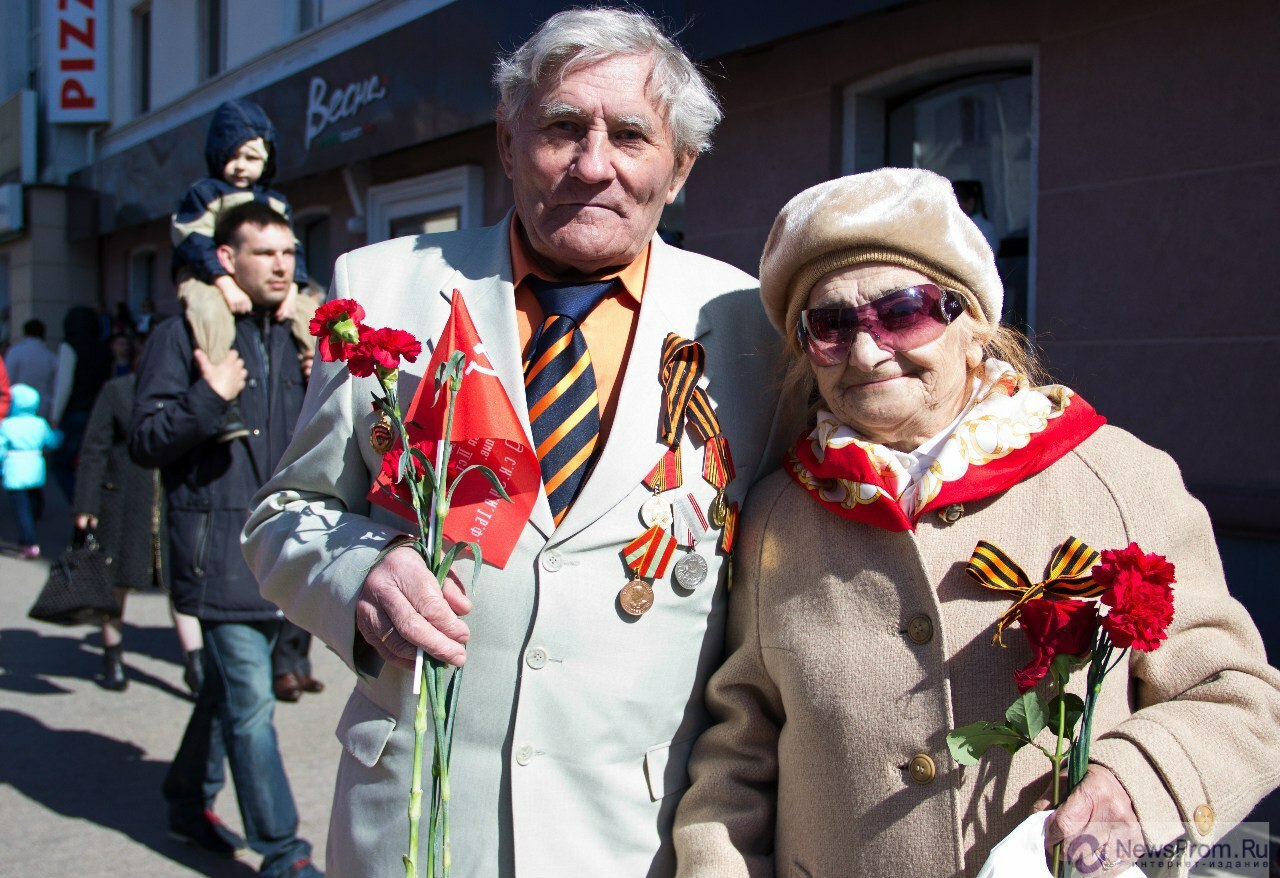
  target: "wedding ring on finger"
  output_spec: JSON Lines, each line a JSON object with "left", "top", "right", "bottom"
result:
{"left": 379, "top": 626, "right": 396, "bottom": 644}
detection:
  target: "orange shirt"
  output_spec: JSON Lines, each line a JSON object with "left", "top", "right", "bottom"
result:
{"left": 509, "top": 218, "right": 647, "bottom": 443}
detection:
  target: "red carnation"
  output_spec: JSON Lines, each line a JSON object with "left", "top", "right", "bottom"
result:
{"left": 1013, "top": 597, "right": 1099, "bottom": 693}
{"left": 309, "top": 299, "right": 367, "bottom": 362}
{"left": 379, "top": 422, "right": 433, "bottom": 487}
{"left": 348, "top": 327, "right": 423, "bottom": 378}
{"left": 1094, "top": 543, "right": 1176, "bottom": 652}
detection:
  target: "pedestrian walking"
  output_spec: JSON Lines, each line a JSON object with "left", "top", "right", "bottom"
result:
{"left": 1, "top": 384, "right": 62, "bottom": 558}
{"left": 73, "top": 373, "right": 204, "bottom": 693}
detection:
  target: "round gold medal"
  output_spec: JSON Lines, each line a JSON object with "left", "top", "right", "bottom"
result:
{"left": 640, "top": 494, "right": 674, "bottom": 529}
{"left": 369, "top": 414, "right": 395, "bottom": 454}
{"left": 709, "top": 492, "right": 728, "bottom": 528}
{"left": 618, "top": 579, "right": 655, "bottom": 616}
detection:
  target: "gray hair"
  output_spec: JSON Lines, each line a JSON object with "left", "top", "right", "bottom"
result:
{"left": 493, "top": 7, "right": 722, "bottom": 156}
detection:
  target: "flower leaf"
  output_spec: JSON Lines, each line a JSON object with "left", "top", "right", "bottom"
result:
{"left": 1050, "top": 651, "right": 1087, "bottom": 686}
{"left": 435, "top": 542, "right": 463, "bottom": 583}
{"left": 408, "top": 447, "right": 437, "bottom": 488}
{"left": 1005, "top": 689, "right": 1048, "bottom": 740}
{"left": 447, "top": 464, "right": 512, "bottom": 507}
{"left": 1046, "top": 692, "right": 1087, "bottom": 741}
{"left": 461, "top": 541, "right": 483, "bottom": 591}
{"left": 947, "top": 722, "right": 1026, "bottom": 766}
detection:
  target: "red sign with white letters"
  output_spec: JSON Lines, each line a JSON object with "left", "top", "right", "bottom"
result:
{"left": 46, "top": 0, "right": 109, "bottom": 124}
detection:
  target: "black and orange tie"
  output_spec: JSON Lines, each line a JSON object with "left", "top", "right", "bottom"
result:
{"left": 523, "top": 277, "right": 617, "bottom": 525}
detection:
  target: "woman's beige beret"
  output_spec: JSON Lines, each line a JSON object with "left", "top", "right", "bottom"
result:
{"left": 758, "top": 167, "right": 1004, "bottom": 348}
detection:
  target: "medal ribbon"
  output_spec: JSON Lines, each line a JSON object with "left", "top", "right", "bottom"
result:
{"left": 965, "top": 536, "right": 1103, "bottom": 645}
{"left": 718, "top": 501, "right": 740, "bottom": 555}
{"left": 658, "top": 334, "right": 706, "bottom": 448}
{"left": 672, "top": 491, "right": 709, "bottom": 547}
{"left": 623, "top": 525, "right": 680, "bottom": 579}
{"left": 643, "top": 447, "right": 683, "bottom": 494}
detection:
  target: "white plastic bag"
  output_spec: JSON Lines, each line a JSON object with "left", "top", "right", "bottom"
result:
{"left": 975, "top": 811, "right": 1146, "bottom": 878}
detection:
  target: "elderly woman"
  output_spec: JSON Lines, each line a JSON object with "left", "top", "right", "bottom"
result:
{"left": 673, "top": 168, "right": 1280, "bottom": 877}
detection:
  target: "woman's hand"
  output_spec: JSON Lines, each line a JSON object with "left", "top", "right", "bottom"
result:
{"left": 74, "top": 514, "right": 98, "bottom": 530}
{"left": 1035, "top": 766, "right": 1143, "bottom": 873}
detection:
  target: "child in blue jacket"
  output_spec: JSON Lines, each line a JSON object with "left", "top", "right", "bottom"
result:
{"left": 0, "top": 384, "right": 63, "bottom": 558}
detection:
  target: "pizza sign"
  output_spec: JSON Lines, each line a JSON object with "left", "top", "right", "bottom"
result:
{"left": 46, "top": 0, "right": 109, "bottom": 124}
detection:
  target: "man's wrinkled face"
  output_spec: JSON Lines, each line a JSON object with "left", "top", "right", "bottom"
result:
{"left": 497, "top": 54, "right": 695, "bottom": 276}
{"left": 217, "top": 222, "right": 295, "bottom": 309}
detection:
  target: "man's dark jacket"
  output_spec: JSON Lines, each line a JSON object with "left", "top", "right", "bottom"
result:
{"left": 130, "top": 312, "right": 305, "bottom": 620}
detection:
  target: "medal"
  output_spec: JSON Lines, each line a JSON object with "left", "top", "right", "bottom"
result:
{"left": 640, "top": 494, "right": 674, "bottom": 529}
{"left": 369, "top": 413, "right": 395, "bottom": 455}
{"left": 709, "top": 491, "right": 728, "bottom": 528}
{"left": 672, "top": 552, "right": 708, "bottom": 589}
{"left": 618, "top": 579, "right": 655, "bottom": 616}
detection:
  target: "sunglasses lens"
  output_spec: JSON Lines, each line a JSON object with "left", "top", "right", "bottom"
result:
{"left": 872, "top": 287, "right": 947, "bottom": 348}
{"left": 800, "top": 309, "right": 853, "bottom": 366}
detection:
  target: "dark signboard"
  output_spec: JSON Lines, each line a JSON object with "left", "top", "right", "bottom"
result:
{"left": 81, "top": 0, "right": 910, "bottom": 233}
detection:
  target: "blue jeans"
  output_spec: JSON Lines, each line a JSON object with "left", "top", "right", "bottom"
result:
{"left": 163, "top": 619, "right": 310, "bottom": 875}
{"left": 7, "top": 488, "right": 38, "bottom": 546}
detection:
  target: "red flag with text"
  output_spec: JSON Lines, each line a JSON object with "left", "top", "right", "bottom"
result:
{"left": 368, "top": 292, "right": 539, "bottom": 568}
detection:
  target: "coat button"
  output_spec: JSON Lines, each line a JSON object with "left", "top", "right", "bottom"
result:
{"left": 1193, "top": 803, "right": 1214, "bottom": 836}
{"left": 907, "top": 615, "right": 934, "bottom": 644}
{"left": 252, "top": 428, "right": 261, "bottom": 437}
{"left": 515, "top": 744, "right": 535, "bottom": 766}
{"left": 907, "top": 754, "right": 936, "bottom": 784}
{"left": 939, "top": 503, "right": 964, "bottom": 524}
{"left": 541, "top": 551, "right": 562, "bottom": 572}
{"left": 525, "top": 647, "right": 548, "bottom": 670}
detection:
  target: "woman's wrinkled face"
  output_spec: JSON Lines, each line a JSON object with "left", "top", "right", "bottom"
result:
{"left": 806, "top": 263, "right": 984, "bottom": 451}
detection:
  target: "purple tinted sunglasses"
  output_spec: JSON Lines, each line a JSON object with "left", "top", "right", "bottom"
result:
{"left": 798, "top": 284, "right": 966, "bottom": 366}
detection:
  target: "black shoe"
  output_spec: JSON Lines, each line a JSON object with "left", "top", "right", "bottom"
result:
{"left": 101, "top": 645, "right": 128, "bottom": 691}
{"left": 217, "top": 401, "right": 250, "bottom": 443}
{"left": 182, "top": 648, "right": 204, "bottom": 698}
{"left": 168, "top": 809, "right": 248, "bottom": 858}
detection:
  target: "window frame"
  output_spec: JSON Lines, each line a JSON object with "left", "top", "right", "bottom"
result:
{"left": 842, "top": 46, "right": 1039, "bottom": 328}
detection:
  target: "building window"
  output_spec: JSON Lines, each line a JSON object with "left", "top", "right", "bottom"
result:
{"left": 128, "top": 249, "right": 156, "bottom": 314}
{"left": 200, "top": 0, "right": 225, "bottom": 79}
{"left": 298, "top": 213, "right": 332, "bottom": 290}
{"left": 131, "top": 3, "right": 151, "bottom": 115}
{"left": 844, "top": 54, "right": 1036, "bottom": 329}
{"left": 366, "top": 166, "right": 484, "bottom": 244}
{"left": 299, "top": 0, "right": 323, "bottom": 32}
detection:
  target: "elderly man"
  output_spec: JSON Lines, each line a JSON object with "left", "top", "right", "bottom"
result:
{"left": 133, "top": 202, "right": 320, "bottom": 878}
{"left": 243, "top": 9, "right": 796, "bottom": 877}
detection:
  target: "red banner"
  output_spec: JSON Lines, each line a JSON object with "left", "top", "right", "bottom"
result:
{"left": 369, "top": 292, "right": 539, "bottom": 568}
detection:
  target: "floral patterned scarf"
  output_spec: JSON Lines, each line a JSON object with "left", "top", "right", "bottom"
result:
{"left": 787, "top": 360, "right": 1106, "bottom": 532}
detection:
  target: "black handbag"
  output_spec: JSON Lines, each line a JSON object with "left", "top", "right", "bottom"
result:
{"left": 28, "top": 532, "right": 120, "bottom": 626}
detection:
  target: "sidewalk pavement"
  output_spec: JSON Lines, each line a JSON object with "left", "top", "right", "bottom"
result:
{"left": 0, "top": 485, "right": 347, "bottom": 877}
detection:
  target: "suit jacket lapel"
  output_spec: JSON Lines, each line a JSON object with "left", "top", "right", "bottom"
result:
{"left": 552, "top": 237, "right": 709, "bottom": 544}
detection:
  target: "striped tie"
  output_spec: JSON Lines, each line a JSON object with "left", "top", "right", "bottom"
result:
{"left": 523, "top": 278, "right": 617, "bottom": 524}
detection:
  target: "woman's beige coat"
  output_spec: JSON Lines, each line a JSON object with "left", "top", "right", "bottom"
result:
{"left": 674, "top": 424, "right": 1280, "bottom": 878}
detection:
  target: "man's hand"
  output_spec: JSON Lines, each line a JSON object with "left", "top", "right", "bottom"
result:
{"left": 275, "top": 282, "right": 299, "bottom": 322}
{"left": 194, "top": 348, "right": 248, "bottom": 401}
{"left": 1035, "top": 766, "right": 1143, "bottom": 874}
{"left": 74, "top": 514, "right": 98, "bottom": 530}
{"left": 355, "top": 546, "right": 473, "bottom": 669}
{"left": 215, "top": 275, "right": 254, "bottom": 314}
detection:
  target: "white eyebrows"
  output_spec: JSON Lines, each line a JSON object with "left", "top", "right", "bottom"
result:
{"left": 537, "top": 100, "right": 656, "bottom": 137}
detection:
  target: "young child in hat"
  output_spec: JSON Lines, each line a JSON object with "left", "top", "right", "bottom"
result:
{"left": 0, "top": 384, "right": 63, "bottom": 558}
{"left": 170, "top": 99, "right": 317, "bottom": 440}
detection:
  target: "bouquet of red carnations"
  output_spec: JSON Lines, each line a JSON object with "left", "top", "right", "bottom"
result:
{"left": 311, "top": 298, "right": 510, "bottom": 878}
{"left": 948, "top": 538, "right": 1176, "bottom": 874}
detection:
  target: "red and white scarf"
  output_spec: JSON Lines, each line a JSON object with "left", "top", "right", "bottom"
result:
{"left": 787, "top": 360, "right": 1106, "bottom": 532}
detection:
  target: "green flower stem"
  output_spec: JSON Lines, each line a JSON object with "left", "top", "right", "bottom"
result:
{"left": 1051, "top": 674, "right": 1068, "bottom": 878}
